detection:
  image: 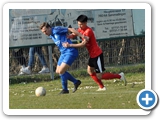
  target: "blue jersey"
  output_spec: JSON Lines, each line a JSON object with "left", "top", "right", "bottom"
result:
{"left": 50, "top": 26, "right": 78, "bottom": 56}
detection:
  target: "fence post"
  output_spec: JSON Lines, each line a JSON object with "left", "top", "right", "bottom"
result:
{"left": 48, "top": 46, "right": 54, "bottom": 80}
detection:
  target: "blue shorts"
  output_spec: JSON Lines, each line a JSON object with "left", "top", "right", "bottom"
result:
{"left": 58, "top": 54, "right": 78, "bottom": 66}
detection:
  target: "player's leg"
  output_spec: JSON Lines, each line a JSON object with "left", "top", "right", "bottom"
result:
{"left": 102, "top": 71, "right": 127, "bottom": 86}
{"left": 87, "top": 58, "right": 105, "bottom": 90}
{"left": 56, "top": 55, "right": 69, "bottom": 93}
{"left": 57, "top": 54, "right": 81, "bottom": 94}
{"left": 95, "top": 53, "right": 121, "bottom": 80}
{"left": 101, "top": 72, "right": 121, "bottom": 79}
{"left": 88, "top": 53, "right": 107, "bottom": 91}
{"left": 97, "top": 53, "right": 127, "bottom": 86}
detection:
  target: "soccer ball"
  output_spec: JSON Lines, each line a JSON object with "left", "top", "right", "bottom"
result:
{"left": 35, "top": 87, "right": 46, "bottom": 97}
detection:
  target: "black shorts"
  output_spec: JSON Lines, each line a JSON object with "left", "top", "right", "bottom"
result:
{"left": 88, "top": 53, "right": 106, "bottom": 73}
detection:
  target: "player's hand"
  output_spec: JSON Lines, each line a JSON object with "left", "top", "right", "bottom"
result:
{"left": 81, "top": 35, "right": 89, "bottom": 41}
{"left": 62, "top": 42, "right": 70, "bottom": 48}
{"left": 82, "top": 36, "right": 89, "bottom": 42}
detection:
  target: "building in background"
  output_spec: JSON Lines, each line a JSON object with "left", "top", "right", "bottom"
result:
{"left": 9, "top": 9, "right": 145, "bottom": 48}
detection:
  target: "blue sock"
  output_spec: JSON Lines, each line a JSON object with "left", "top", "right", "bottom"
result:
{"left": 65, "top": 71, "right": 77, "bottom": 84}
{"left": 60, "top": 73, "right": 68, "bottom": 91}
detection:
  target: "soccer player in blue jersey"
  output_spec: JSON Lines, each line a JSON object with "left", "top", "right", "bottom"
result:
{"left": 39, "top": 22, "right": 82, "bottom": 94}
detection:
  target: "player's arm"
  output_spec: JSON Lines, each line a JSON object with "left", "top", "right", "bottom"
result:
{"left": 63, "top": 38, "right": 88, "bottom": 48}
{"left": 68, "top": 27, "right": 89, "bottom": 41}
{"left": 68, "top": 28, "right": 83, "bottom": 38}
{"left": 67, "top": 33, "right": 77, "bottom": 39}
{"left": 65, "top": 28, "right": 89, "bottom": 48}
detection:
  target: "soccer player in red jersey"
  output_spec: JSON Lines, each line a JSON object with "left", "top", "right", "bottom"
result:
{"left": 63, "top": 15, "right": 127, "bottom": 91}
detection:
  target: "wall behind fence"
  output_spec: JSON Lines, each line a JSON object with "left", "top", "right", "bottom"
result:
{"left": 9, "top": 35, "right": 145, "bottom": 76}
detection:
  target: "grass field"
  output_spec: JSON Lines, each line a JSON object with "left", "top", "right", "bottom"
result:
{"left": 9, "top": 72, "right": 144, "bottom": 109}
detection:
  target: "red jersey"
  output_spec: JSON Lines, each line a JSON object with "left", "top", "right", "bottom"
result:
{"left": 78, "top": 26, "right": 102, "bottom": 58}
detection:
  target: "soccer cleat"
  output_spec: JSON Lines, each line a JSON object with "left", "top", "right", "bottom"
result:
{"left": 21, "top": 67, "right": 31, "bottom": 74}
{"left": 59, "top": 89, "right": 69, "bottom": 94}
{"left": 38, "top": 67, "right": 50, "bottom": 74}
{"left": 119, "top": 72, "right": 127, "bottom": 86}
{"left": 96, "top": 86, "right": 107, "bottom": 91}
{"left": 73, "top": 80, "right": 81, "bottom": 93}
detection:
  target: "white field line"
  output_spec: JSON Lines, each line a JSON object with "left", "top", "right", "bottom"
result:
{"left": 12, "top": 82, "right": 144, "bottom": 96}
{"left": 82, "top": 90, "right": 138, "bottom": 95}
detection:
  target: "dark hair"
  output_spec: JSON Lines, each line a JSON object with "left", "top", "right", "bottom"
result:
{"left": 39, "top": 22, "right": 51, "bottom": 30}
{"left": 76, "top": 15, "right": 88, "bottom": 22}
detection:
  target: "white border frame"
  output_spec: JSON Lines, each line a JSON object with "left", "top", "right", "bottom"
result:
{"left": 3, "top": 2, "right": 151, "bottom": 115}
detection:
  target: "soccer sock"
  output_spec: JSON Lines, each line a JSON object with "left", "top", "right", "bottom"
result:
{"left": 102, "top": 72, "right": 121, "bottom": 80}
{"left": 60, "top": 73, "right": 68, "bottom": 91}
{"left": 90, "top": 72, "right": 104, "bottom": 88}
{"left": 65, "top": 71, "right": 77, "bottom": 84}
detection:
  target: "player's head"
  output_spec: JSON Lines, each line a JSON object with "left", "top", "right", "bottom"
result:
{"left": 39, "top": 22, "right": 52, "bottom": 36}
{"left": 76, "top": 15, "right": 88, "bottom": 30}
{"left": 76, "top": 15, "right": 88, "bottom": 22}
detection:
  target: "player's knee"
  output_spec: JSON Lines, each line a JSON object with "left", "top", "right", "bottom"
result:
{"left": 87, "top": 69, "right": 92, "bottom": 75}
{"left": 59, "top": 70, "right": 65, "bottom": 75}
{"left": 87, "top": 71, "right": 92, "bottom": 75}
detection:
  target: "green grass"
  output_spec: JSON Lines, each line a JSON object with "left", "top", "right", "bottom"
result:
{"left": 9, "top": 72, "right": 144, "bottom": 109}
{"left": 9, "top": 64, "right": 145, "bottom": 84}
